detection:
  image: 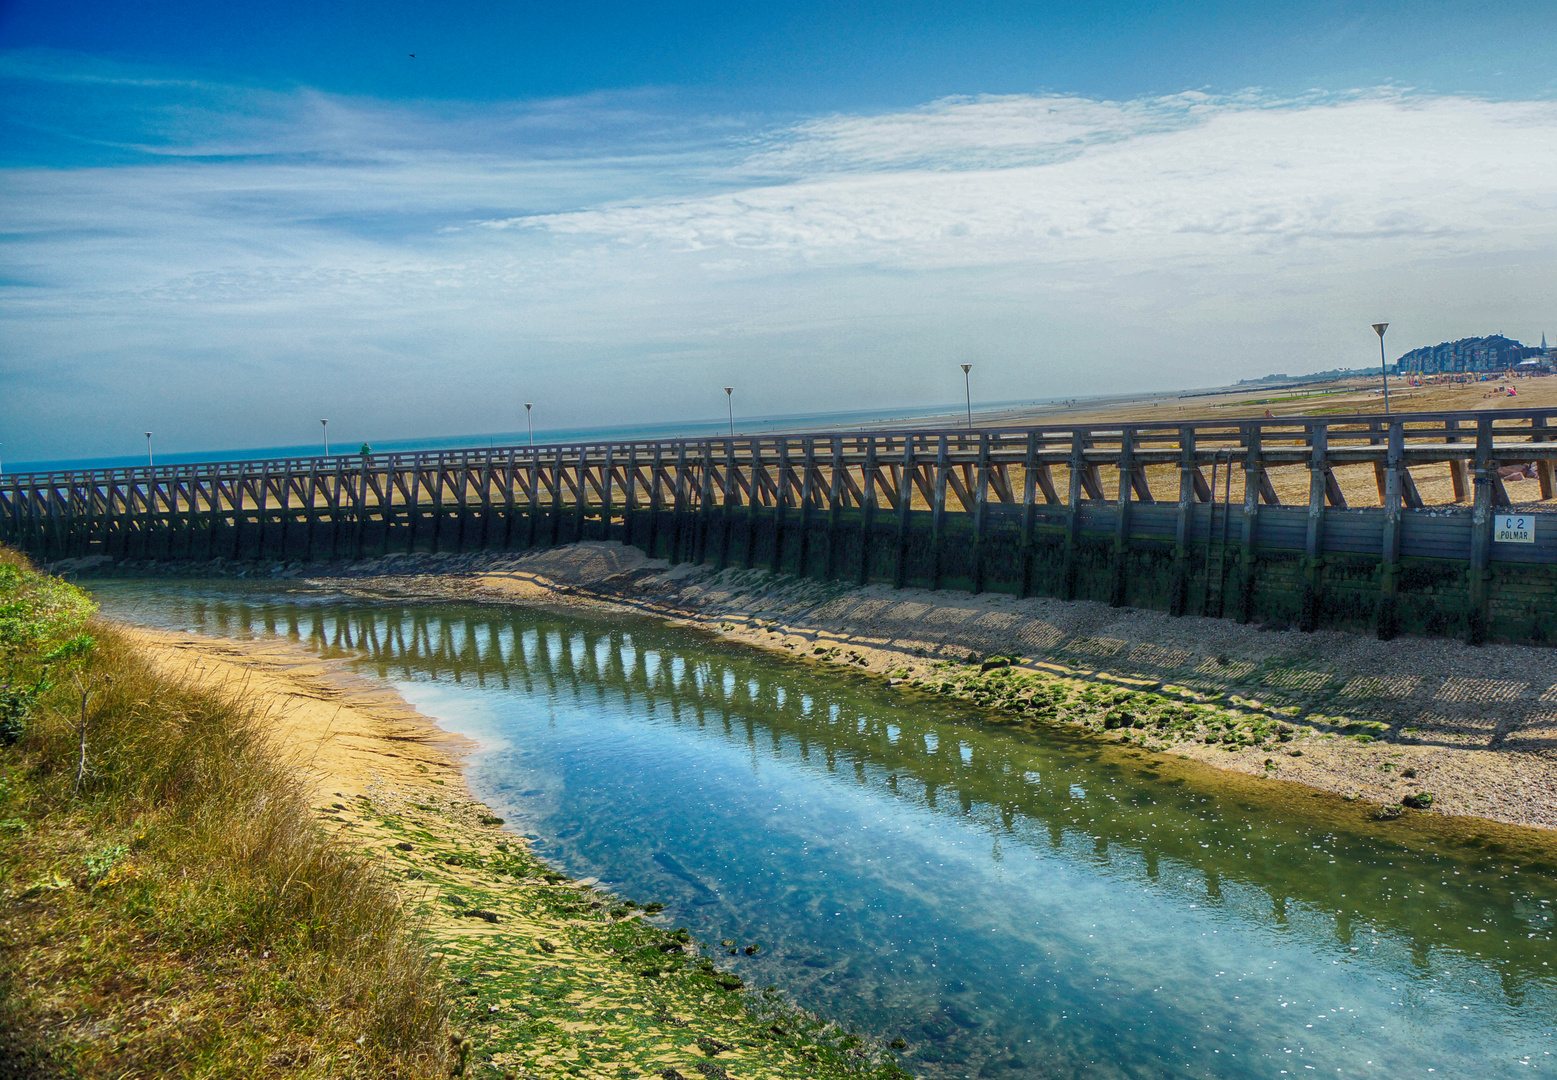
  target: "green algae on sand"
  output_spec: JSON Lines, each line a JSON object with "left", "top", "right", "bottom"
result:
{"left": 351, "top": 790, "right": 912, "bottom": 1080}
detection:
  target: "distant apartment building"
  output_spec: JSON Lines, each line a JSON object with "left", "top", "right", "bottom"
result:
{"left": 1395, "top": 334, "right": 1547, "bottom": 375}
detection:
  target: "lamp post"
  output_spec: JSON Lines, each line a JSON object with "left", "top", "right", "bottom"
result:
{"left": 961, "top": 364, "right": 973, "bottom": 429}
{"left": 525, "top": 403, "right": 533, "bottom": 447}
{"left": 724, "top": 387, "right": 734, "bottom": 436}
{"left": 1372, "top": 323, "right": 1391, "bottom": 415}
{"left": 145, "top": 431, "right": 153, "bottom": 468}
{"left": 320, "top": 419, "right": 329, "bottom": 456}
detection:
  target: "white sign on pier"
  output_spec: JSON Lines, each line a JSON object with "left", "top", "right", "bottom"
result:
{"left": 1495, "top": 515, "right": 1536, "bottom": 544}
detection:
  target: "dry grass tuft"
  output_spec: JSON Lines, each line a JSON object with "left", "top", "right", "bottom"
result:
{"left": 0, "top": 550, "right": 453, "bottom": 1078}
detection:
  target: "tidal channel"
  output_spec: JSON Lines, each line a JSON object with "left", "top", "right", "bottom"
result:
{"left": 95, "top": 580, "right": 1557, "bottom": 1079}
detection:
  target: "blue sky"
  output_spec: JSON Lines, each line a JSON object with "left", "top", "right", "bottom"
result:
{"left": 3, "top": 1, "right": 1557, "bottom": 463}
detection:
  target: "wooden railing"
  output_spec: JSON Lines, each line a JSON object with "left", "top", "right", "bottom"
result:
{"left": 7, "top": 409, "right": 1556, "bottom": 534}
{"left": 7, "top": 407, "right": 1557, "bottom": 644}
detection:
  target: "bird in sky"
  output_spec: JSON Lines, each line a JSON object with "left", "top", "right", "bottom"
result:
{"left": 408, "top": 53, "right": 415, "bottom": 58}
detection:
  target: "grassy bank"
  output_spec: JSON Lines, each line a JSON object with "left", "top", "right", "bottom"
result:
{"left": 0, "top": 548, "right": 454, "bottom": 1077}
{"left": 1, "top": 552, "right": 918, "bottom": 1080}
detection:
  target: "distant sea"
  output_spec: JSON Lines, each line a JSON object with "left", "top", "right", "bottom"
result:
{"left": 6, "top": 397, "right": 1081, "bottom": 475}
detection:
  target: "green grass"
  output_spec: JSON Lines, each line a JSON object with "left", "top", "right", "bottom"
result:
{"left": 0, "top": 547, "right": 455, "bottom": 1078}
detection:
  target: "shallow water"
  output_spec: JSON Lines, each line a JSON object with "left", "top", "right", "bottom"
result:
{"left": 95, "top": 579, "right": 1557, "bottom": 1079}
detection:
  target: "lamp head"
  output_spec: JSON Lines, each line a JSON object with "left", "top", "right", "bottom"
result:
{"left": 961, "top": 363, "right": 972, "bottom": 374}
{"left": 524, "top": 403, "right": 532, "bottom": 410}
{"left": 1372, "top": 323, "right": 1388, "bottom": 338}
{"left": 725, "top": 386, "right": 733, "bottom": 395}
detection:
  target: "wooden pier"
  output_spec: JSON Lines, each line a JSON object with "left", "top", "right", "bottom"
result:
{"left": 8, "top": 409, "right": 1557, "bottom": 645}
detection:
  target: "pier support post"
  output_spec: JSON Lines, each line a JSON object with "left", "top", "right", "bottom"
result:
{"left": 94, "top": 474, "right": 107, "bottom": 559}
{"left": 671, "top": 443, "right": 689, "bottom": 562}
{"left": 772, "top": 441, "right": 790, "bottom": 575}
{"left": 1236, "top": 425, "right": 1262, "bottom": 624}
{"left": 302, "top": 462, "right": 318, "bottom": 560}
{"left": 1468, "top": 417, "right": 1495, "bottom": 644}
{"left": 601, "top": 446, "right": 615, "bottom": 544}
{"left": 1060, "top": 431, "right": 1086, "bottom": 601}
{"left": 430, "top": 455, "right": 446, "bottom": 554}
{"left": 748, "top": 439, "right": 764, "bottom": 570}
{"left": 379, "top": 458, "right": 394, "bottom": 556}
{"left": 1377, "top": 421, "right": 1405, "bottom": 640}
{"left": 1301, "top": 423, "right": 1330, "bottom": 632}
{"left": 526, "top": 449, "right": 540, "bottom": 550}
{"left": 477, "top": 454, "right": 493, "bottom": 550}
{"left": 42, "top": 480, "right": 59, "bottom": 560}
{"left": 327, "top": 460, "right": 345, "bottom": 560}
{"left": 277, "top": 464, "right": 294, "bottom": 559}
{"left": 40, "top": 481, "right": 55, "bottom": 562}
{"left": 825, "top": 438, "right": 843, "bottom": 579}
{"left": 799, "top": 438, "right": 817, "bottom": 577}
{"left": 697, "top": 443, "right": 715, "bottom": 563}
{"left": 1369, "top": 419, "right": 1387, "bottom": 505}
{"left": 54, "top": 478, "right": 68, "bottom": 558}
{"left": 972, "top": 433, "right": 990, "bottom": 594}
{"left": 550, "top": 448, "right": 565, "bottom": 547}
{"left": 1018, "top": 432, "right": 1039, "bottom": 598}
{"left": 648, "top": 444, "right": 664, "bottom": 558}
{"left": 623, "top": 447, "right": 638, "bottom": 550}
{"left": 503, "top": 449, "right": 517, "bottom": 550}
{"left": 574, "top": 447, "right": 590, "bottom": 545}
{"left": 453, "top": 458, "right": 468, "bottom": 552}
{"left": 74, "top": 474, "right": 90, "bottom": 558}
{"left": 58, "top": 478, "right": 74, "bottom": 558}
{"left": 161, "top": 469, "right": 176, "bottom": 560}
{"left": 931, "top": 435, "right": 950, "bottom": 591}
{"left": 354, "top": 458, "right": 369, "bottom": 558}
{"left": 719, "top": 440, "right": 736, "bottom": 569}
{"left": 1447, "top": 419, "right": 1469, "bottom": 503}
{"left": 894, "top": 437, "right": 915, "bottom": 589}
{"left": 1170, "top": 426, "right": 1198, "bottom": 616}
{"left": 1110, "top": 429, "right": 1135, "bottom": 607}
{"left": 68, "top": 478, "right": 82, "bottom": 561}
{"left": 58, "top": 477, "right": 74, "bottom": 560}
{"left": 28, "top": 480, "right": 44, "bottom": 560}
{"left": 859, "top": 437, "right": 878, "bottom": 585}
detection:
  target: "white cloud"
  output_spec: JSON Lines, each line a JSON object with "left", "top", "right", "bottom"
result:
{"left": 3, "top": 74, "right": 1557, "bottom": 463}
{"left": 739, "top": 91, "right": 1229, "bottom": 175}
{"left": 504, "top": 93, "right": 1557, "bottom": 269}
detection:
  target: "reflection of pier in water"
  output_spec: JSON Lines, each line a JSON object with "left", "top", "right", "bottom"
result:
{"left": 187, "top": 596, "right": 1555, "bottom": 1000}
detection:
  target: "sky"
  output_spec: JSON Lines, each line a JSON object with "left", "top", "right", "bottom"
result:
{"left": 3, "top": 1, "right": 1557, "bottom": 465}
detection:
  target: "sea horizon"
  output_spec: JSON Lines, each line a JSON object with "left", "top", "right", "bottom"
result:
{"left": 5, "top": 395, "right": 1105, "bottom": 475}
